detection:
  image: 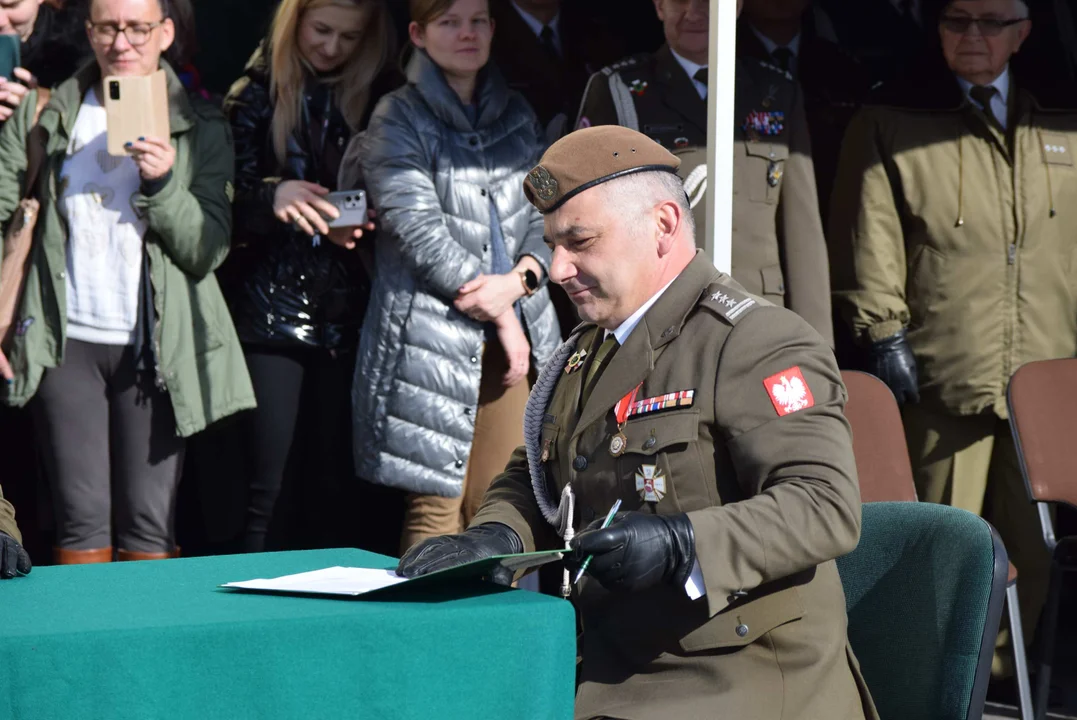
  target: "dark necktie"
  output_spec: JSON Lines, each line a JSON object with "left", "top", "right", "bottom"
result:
{"left": 771, "top": 47, "right": 794, "bottom": 74}
{"left": 539, "top": 25, "right": 559, "bottom": 59}
{"left": 693, "top": 67, "right": 708, "bottom": 87}
{"left": 970, "top": 84, "right": 1002, "bottom": 130}
{"left": 581, "top": 334, "right": 618, "bottom": 408}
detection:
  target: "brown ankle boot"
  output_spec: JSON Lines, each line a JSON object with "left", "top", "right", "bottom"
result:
{"left": 54, "top": 547, "right": 113, "bottom": 564}
{"left": 116, "top": 548, "right": 179, "bottom": 561}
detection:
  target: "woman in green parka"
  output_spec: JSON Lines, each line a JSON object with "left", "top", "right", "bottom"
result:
{"left": 0, "top": 0, "right": 255, "bottom": 565}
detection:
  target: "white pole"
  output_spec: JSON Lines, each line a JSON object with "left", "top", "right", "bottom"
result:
{"left": 705, "top": 0, "right": 737, "bottom": 273}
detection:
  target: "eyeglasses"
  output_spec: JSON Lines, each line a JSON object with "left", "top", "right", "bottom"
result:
{"left": 86, "top": 20, "right": 166, "bottom": 47}
{"left": 939, "top": 16, "right": 1028, "bottom": 36}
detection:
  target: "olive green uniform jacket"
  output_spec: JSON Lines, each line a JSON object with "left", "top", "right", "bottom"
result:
{"left": 0, "top": 483, "right": 20, "bottom": 543}
{"left": 0, "top": 61, "right": 255, "bottom": 437}
{"left": 472, "top": 253, "right": 876, "bottom": 720}
{"left": 829, "top": 71, "right": 1077, "bottom": 418}
{"left": 576, "top": 46, "right": 834, "bottom": 346}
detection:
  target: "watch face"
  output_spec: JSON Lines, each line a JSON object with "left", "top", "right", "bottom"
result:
{"left": 524, "top": 269, "right": 539, "bottom": 290}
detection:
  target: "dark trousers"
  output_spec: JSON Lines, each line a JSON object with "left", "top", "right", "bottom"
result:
{"left": 32, "top": 339, "right": 185, "bottom": 552}
{"left": 239, "top": 345, "right": 358, "bottom": 553}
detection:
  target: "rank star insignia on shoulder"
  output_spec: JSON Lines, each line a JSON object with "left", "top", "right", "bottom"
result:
{"left": 701, "top": 283, "right": 758, "bottom": 324}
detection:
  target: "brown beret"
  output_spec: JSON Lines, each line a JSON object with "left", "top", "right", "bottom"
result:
{"left": 523, "top": 126, "right": 682, "bottom": 214}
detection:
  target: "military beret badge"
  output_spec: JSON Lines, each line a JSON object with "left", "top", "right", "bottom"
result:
{"left": 527, "top": 166, "right": 558, "bottom": 201}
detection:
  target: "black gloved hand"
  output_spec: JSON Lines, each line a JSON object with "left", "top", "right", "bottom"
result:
{"left": 0, "top": 531, "right": 31, "bottom": 579}
{"left": 396, "top": 522, "right": 524, "bottom": 586}
{"left": 868, "top": 329, "right": 920, "bottom": 405}
{"left": 567, "top": 511, "right": 695, "bottom": 593}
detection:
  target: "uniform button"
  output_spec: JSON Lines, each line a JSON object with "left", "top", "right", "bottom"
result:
{"left": 464, "top": 408, "right": 472, "bottom": 416}
{"left": 572, "top": 455, "right": 588, "bottom": 471}
{"left": 483, "top": 244, "right": 489, "bottom": 252}
{"left": 469, "top": 137, "right": 478, "bottom": 146}
{"left": 643, "top": 437, "right": 657, "bottom": 450}
{"left": 727, "top": 591, "right": 748, "bottom": 604}
{"left": 480, "top": 189, "right": 487, "bottom": 197}
{"left": 57, "top": 271, "right": 66, "bottom": 280}
{"left": 470, "top": 356, "right": 478, "bottom": 364}
{"left": 735, "top": 624, "right": 749, "bottom": 638}
{"left": 455, "top": 460, "right": 464, "bottom": 469}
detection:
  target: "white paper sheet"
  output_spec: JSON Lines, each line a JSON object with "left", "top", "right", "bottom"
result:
{"left": 221, "top": 566, "right": 409, "bottom": 597}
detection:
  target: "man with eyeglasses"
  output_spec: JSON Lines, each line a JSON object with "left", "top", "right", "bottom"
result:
{"left": 830, "top": 0, "right": 1061, "bottom": 684}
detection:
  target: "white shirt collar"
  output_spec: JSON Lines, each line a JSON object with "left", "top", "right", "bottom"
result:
{"left": 955, "top": 66, "right": 1011, "bottom": 106}
{"left": 607, "top": 279, "right": 677, "bottom": 346}
{"left": 749, "top": 26, "right": 802, "bottom": 58}
{"left": 511, "top": 2, "right": 561, "bottom": 48}
{"left": 669, "top": 48, "right": 707, "bottom": 99}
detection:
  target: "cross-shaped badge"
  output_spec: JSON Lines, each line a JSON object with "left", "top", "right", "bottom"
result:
{"left": 564, "top": 349, "right": 588, "bottom": 374}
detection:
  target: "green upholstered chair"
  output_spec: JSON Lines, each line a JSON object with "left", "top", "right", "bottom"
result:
{"left": 837, "top": 502, "right": 1009, "bottom": 720}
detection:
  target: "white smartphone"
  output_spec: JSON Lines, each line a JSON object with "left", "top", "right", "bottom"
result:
{"left": 322, "top": 190, "right": 368, "bottom": 229}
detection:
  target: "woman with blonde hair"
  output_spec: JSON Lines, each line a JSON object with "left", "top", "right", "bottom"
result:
{"left": 353, "top": 0, "right": 558, "bottom": 553}
{"left": 222, "top": 0, "right": 395, "bottom": 552}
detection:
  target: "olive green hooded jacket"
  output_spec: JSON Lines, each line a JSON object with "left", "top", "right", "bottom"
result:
{"left": 0, "top": 61, "right": 255, "bottom": 436}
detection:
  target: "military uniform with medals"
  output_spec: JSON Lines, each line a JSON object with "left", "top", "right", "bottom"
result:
{"left": 464, "top": 128, "right": 877, "bottom": 720}
{"left": 575, "top": 46, "right": 834, "bottom": 346}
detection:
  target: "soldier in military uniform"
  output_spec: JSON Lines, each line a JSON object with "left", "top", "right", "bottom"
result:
{"left": 398, "top": 126, "right": 876, "bottom": 720}
{"left": 574, "top": 0, "right": 834, "bottom": 346}
{"left": 0, "top": 483, "right": 31, "bottom": 579}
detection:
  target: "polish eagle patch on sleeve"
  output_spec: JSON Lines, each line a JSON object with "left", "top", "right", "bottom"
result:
{"left": 764, "top": 366, "right": 815, "bottom": 416}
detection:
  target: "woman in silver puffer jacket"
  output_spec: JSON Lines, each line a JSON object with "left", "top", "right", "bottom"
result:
{"left": 350, "top": 0, "right": 558, "bottom": 554}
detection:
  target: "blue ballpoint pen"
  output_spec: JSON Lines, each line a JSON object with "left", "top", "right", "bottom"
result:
{"left": 573, "top": 498, "right": 623, "bottom": 585}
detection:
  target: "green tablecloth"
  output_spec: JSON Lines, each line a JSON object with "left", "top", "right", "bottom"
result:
{"left": 0, "top": 549, "right": 576, "bottom": 720}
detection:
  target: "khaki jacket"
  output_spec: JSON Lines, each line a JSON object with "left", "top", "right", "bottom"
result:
{"left": 472, "top": 253, "right": 876, "bottom": 720}
{"left": 829, "top": 73, "right": 1077, "bottom": 417}
{"left": 0, "top": 483, "right": 19, "bottom": 543}
{"left": 576, "top": 46, "right": 834, "bottom": 346}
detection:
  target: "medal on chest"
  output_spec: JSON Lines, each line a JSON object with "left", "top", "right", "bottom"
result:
{"left": 609, "top": 383, "right": 643, "bottom": 457}
{"left": 564, "top": 348, "right": 588, "bottom": 374}
{"left": 635, "top": 464, "right": 667, "bottom": 503}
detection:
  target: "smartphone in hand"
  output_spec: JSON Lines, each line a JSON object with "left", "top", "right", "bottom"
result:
{"left": 321, "top": 190, "right": 368, "bottom": 229}
{"left": 104, "top": 69, "right": 170, "bottom": 156}
{"left": 0, "top": 35, "right": 20, "bottom": 82}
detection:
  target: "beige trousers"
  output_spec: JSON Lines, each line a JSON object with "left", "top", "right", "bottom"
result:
{"left": 902, "top": 403, "right": 1051, "bottom": 676}
{"left": 399, "top": 339, "right": 530, "bottom": 555}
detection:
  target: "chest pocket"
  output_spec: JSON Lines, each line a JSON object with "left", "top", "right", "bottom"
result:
{"left": 615, "top": 409, "right": 700, "bottom": 512}
{"left": 1041, "top": 132, "right": 1074, "bottom": 167}
{"left": 743, "top": 141, "right": 788, "bottom": 204}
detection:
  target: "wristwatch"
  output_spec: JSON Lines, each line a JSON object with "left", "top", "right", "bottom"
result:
{"left": 518, "top": 269, "right": 539, "bottom": 296}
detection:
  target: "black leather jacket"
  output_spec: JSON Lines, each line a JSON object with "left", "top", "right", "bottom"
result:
{"left": 220, "top": 44, "right": 371, "bottom": 351}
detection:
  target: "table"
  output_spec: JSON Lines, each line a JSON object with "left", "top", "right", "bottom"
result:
{"left": 0, "top": 549, "right": 576, "bottom": 720}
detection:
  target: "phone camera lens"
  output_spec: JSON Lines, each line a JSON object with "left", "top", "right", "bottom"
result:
{"left": 109, "top": 81, "right": 120, "bottom": 101}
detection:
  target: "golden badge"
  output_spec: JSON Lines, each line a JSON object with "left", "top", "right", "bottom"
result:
{"left": 564, "top": 349, "right": 588, "bottom": 374}
{"left": 609, "top": 432, "right": 628, "bottom": 457}
{"left": 635, "top": 465, "right": 667, "bottom": 503}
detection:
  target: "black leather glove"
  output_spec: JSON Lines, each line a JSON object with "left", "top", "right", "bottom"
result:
{"left": 567, "top": 511, "right": 695, "bottom": 593}
{"left": 0, "top": 531, "right": 31, "bottom": 579}
{"left": 396, "top": 523, "right": 524, "bottom": 586}
{"left": 868, "top": 329, "right": 920, "bottom": 405}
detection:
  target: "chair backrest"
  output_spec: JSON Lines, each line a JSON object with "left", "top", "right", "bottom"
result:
{"left": 841, "top": 370, "right": 918, "bottom": 502}
{"left": 837, "top": 503, "right": 1008, "bottom": 720}
{"left": 1007, "top": 358, "right": 1077, "bottom": 509}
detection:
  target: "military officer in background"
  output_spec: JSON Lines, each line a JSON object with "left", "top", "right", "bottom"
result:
{"left": 830, "top": 0, "right": 1060, "bottom": 677}
{"left": 399, "top": 126, "right": 876, "bottom": 720}
{"left": 0, "top": 483, "right": 31, "bottom": 579}
{"left": 575, "top": 0, "right": 834, "bottom": 347}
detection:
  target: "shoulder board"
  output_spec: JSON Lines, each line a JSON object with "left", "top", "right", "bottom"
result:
{"left": 752, "top": 58, "right": 795, "bottom": 84}
{"left": 600, "top": 53, "right": 649, "bottom": 76}
{"left": 699, "top": 282, "right": 764, "bottom": 325}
